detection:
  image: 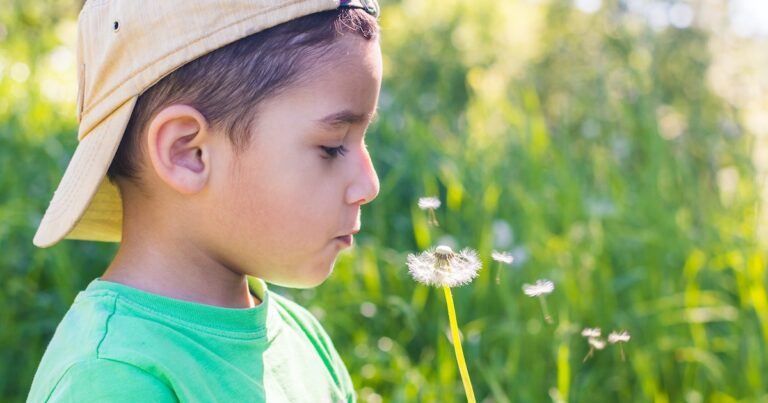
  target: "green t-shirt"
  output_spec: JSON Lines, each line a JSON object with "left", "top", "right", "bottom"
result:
{"left": 27, "top": 279, "right": 355, "bottom": 402}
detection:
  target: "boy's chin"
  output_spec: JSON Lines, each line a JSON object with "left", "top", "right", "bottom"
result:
{"left": 266, "top": 263, "right": 336, "bottom": 289}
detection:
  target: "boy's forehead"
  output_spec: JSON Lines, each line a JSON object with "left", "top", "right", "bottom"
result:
{"left": 247, "top": 45, "right": 381, "bottom": 145}
{"left": 317, "top": 110, "right": 377, "bottom": 128}
{"left": 260, "top": 36, "right": 381, "bottom": 117}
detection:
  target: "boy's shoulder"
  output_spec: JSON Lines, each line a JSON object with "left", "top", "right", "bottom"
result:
{"left": 31, "top": 358, "right": 176, "bottom": 402}
{"left": 27, "top": 284, "right": 176, "bottom": 402}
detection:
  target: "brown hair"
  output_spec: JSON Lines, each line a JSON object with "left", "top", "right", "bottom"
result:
{"left": 107, "top": 8, "right": 378, "bottom": 182}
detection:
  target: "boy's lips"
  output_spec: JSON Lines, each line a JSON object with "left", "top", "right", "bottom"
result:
{"left": 335, "top": 235, "right": 354, "bottom": 247}
{"left": 335, "top": 229, "right": 359, "bottom": 247}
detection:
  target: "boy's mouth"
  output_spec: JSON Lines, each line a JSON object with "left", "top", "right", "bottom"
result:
{"left": 335, "top": 229, "right": 359, "bottom": 248}
{"left": 335, "top": 235, "right": 354, "bottom": 247}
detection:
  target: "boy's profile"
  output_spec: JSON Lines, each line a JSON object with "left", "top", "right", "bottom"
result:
{"left": 28, "top": 0, "right": 381, "bottom": 401}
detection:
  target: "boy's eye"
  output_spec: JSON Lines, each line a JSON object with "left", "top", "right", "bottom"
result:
{"left": 320, "top": 145, "right": 348, "bottom": 159}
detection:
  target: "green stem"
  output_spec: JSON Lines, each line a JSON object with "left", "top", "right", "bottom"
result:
{"left": 428, "top": 209, "right": 440, "bottom": 226}
{"left": 538, "top": 295, "right": 553, "bottom": 324}
{"left": 583, "top": 347, "right": 594, "bottom": 362}
{"left": 443, "top": 286, "right": 475, "bottom": 403}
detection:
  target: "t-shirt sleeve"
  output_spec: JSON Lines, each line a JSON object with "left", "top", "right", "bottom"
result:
{"left": 46, "top": 359, "right": 177, "bottom": 403}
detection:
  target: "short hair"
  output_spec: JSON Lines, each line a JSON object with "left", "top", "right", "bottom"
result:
{"left": 107, "top": 8, "right": 378, "bottom": 182}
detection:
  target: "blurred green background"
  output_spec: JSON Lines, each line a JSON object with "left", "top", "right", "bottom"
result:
{"left": 2, "top": 0, "right": 767, "bottom": 401}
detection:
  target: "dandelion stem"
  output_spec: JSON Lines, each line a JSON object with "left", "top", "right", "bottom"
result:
{"left": 495, "top": 263, "right": 502, "bottom": 284}
{"left": 583, "top": 347, "right": 594, "bottom": 362}
{"left": 443, "top": 285, "right": 475, "bottom": 403}
{"left": 619, "top": 344, "right": 625, "bottom": 361}
{"left": 538, "top": 295, "right": 553, "bottom": 324}
{"left": 428, "top": 209, "right": 439, "bottom": 226}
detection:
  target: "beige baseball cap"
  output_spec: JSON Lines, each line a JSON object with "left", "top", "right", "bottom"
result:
{"left": 33, "top": 0, "right": 379, "bottom": 248}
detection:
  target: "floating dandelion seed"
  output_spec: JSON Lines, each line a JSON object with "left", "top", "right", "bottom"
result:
{"left": 406, "top": 245, "right": 479, "bottom": 402}
{"left": 588, "top": 337, "right": 606, "bottom": 350}
{"left": 582, "top": 327, "right": 606, "bottom": 362}
{"left": 608, "top": 330, "right": 631, "bottom": 361}
{"left": 522, "top": 279, "right": 554, "bottom": 297}
{"left": 491, "top": 250, "right": 514, "bottom": 284}
{"left": 418, "top": 196, "right": 441, "bottom": 226}
{"left": 608, "top": 330, "right": 630, "bottom": 343}
{"left": 522, "top": 279, "right": 555, "bottom": 324}
{"left": 491, "top": 250, "right": 514, "bottom": 264}
{"left": 418, "top": 196, "right": 441, "bottom": 210}
{"left": 581, "top": 327, "right": 601, "bottom": 338}
{"left": 407, "top": 245, "right": 481, "bottom": 288}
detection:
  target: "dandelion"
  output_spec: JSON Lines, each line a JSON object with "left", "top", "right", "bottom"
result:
{"left": 608, "top": 330, "right": 630, "bottom": 343}
{"left": 608, "top": 330, "right": 631, "bottom": 361}
{"left": 418, "top": 196, "right": 441, "bottom": 226}
{"left": 581, "top": 327, "right": 601, "bottom": 338}
{"left": 581, "top": 327, "right": 606, "bottom": 362}
{"left": 522, "top": 279, "right": 554, "bottom": 297}
{"left": 491, "top": 250, "right": 514, "bottom": 284}
{"left": 588, "top": 337, "right": 606, "bottom": 350}
{"left": 522, "top": 279, "right": 555, "bottom": 324}
{"left": 407, "top": 245, "right": 481, "bottom": 403}
{"left": 407, "top": 246, "right": 481, "bottom": 288}
{"left": 491, "top": 250, "right": 514, "bottom": 265}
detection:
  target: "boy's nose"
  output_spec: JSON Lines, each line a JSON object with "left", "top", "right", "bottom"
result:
{"left": 345, "top": 145, "right": 380, "bottom": 206}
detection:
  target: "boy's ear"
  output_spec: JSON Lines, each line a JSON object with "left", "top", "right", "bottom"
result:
{"left": 145, "top": 104, "right": 212, "bottom": 195}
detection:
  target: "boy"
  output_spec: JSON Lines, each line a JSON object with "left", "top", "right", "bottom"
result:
{"left": 28, "top": 0, "right": 381, "bottom": 401}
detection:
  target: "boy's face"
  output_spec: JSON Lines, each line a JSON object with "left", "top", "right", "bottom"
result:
{"left": 207, "top": 34, "right": 382, "bottom": 288}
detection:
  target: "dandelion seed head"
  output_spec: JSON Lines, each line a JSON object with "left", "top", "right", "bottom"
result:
{"left": 418, "top": 196, "right": 441, "bottom": 210}
{"left": 522, "top": 279, "right": 554, "bottom": 297}
{"left": 435, "top": 245, "right": 453, "bottom": 256}
{"left": 588, "top": 337, "right": 606, "bottom": 350}
{"left": 581, "top": 327, "right": 601, "bottom": 338}
{"left": 434, "top": 245, "right": 454, "bottom": 270}
{"left": 491, "top": 250, "right": 515, "bottom": 264}
{"left": 406, "top": 246, "right": 482, "bottom": 287}
{"left": 608, "top": 330, "right": 631, "bottom": 343}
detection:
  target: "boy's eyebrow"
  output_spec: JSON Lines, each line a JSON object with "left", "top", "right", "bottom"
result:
{"left": 317, "top": 109, "right": 378, "bottom": 127}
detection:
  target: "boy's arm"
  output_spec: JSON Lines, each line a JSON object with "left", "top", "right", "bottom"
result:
{"left": 44, "top": 359, "right": 176, "bottom": 403}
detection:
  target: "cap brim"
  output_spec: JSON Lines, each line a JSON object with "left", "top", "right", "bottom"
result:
{"left": 33, "top": 97, "right": 137, "bottom": 248}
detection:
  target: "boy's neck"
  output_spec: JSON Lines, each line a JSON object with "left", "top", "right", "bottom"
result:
{"left": 103, "top": 181, "right": 261, "bottom": 309}
{"left": 103, "top": 236, "right": 260, "bottom": 309}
